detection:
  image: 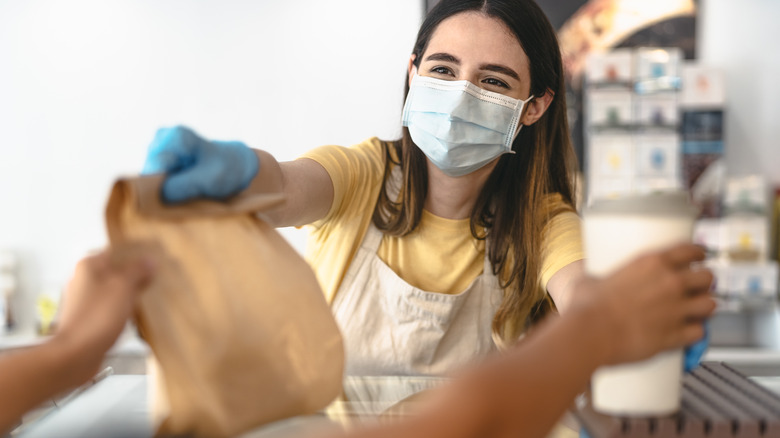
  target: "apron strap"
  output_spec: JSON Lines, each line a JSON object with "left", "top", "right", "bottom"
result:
{"left": 482, "top": 245, "right": 501, "bottom": 288}
{"left": 363, "top": 164, "right": 403, "bottom": 252}
{"left": 363, "top": 223, "right": 384, "bottom": 252}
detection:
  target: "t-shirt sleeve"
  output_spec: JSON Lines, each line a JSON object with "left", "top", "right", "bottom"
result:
{"left": 298, "top": 138, "right": 386, "bottom": 304}
{"left": 539, "top": 210, "right": 584, "bottom": 290}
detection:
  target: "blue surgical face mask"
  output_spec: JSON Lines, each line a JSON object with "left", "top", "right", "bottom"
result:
{"left": 401, "top": 73, "right": 534, "bottom": 177}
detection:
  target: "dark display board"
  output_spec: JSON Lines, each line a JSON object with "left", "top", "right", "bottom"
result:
{"left": 538, "top": 0, "right": 698, "bottom": 169}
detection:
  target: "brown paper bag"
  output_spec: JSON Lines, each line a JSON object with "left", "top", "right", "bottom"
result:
{"left": 105, "top": 175, "right": 344, "bottom": 437}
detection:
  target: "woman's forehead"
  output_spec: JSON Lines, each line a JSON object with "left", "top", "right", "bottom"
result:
{"left": 422, "top": 11, "right": 530, "bottom": 74}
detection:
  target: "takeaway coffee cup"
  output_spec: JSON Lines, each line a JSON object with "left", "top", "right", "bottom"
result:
{"left": 583, "top": 192, "right": 698, "bottom": 416}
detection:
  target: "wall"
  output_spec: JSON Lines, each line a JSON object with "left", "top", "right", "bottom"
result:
{"left": 0, "top": 0, "right": 422, "bottom": 329}
{"left": 697, "top": 0, "right": 780, "bottom": 186}
{"left": 1, "top": 0, "right": 778, "bottom": 330}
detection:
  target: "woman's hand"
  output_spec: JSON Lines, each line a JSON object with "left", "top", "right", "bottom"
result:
{"left": 53, "top": 242, "right": 158, "bottom": 386}
{"left": 574, "top": 243, "right": 716, "bottom": 366}
{"left": 143, "top": 126, "right": 260, "bottom": 203}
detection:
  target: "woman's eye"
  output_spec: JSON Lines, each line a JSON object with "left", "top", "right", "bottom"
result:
{"left": 430, "top": 66, "right": 453, "bottom": 76}
{"left": 483, "top": 77, "right": 509, "bottom": 89}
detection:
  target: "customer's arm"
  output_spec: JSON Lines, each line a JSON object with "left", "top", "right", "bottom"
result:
{"left": 0, "top": 244, "right": 156, "bottom": 435}
{"left": 331, "top": 243, "right": 715, "bottom": 438}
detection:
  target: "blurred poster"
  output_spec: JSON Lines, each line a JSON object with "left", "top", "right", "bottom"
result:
{"left": 536, "top": 0, "right": 698, "bottom": 168}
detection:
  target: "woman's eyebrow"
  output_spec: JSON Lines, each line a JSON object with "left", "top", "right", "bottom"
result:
{"left": 424, "top": 53, "right": 520, "bottom": 81}
{"left": 480, "top": 63, "right": 519, "bottom": 80}
{"left": 424, "top": 52, "right": 460, "bottom": 64}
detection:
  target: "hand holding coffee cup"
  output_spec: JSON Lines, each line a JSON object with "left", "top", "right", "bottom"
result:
{"left": 582, "top": 192, "right": 713, "bottom": 416}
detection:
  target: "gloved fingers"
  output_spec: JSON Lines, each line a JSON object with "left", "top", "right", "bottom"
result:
{"left": 211, "top": 140, "right": 248, "bottom": 149}
{"left": 161, "top": 165, "right": 209, "bottom": 203}
{"left": 161, "top": 159, "right": 251, "bottom": 203}
{"left": 143, "top": 149, "right": 187, "bottom": 175}
{"left": 146, "top": 127, "right": 259, "bottom": 203}
{"left": 210, "top": 140, "right": 260, "bottom": 190}
{"left": 143, "top": 126, "right": 208, "bottom": 174}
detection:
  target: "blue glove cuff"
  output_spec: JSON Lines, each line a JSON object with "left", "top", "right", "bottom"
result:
{"left": 684, "top": 321, "right": 710, "bottom": 372}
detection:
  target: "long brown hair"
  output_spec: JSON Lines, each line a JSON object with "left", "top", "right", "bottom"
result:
{"left": 372, "top": 0, "right": 579, "bottom": 343}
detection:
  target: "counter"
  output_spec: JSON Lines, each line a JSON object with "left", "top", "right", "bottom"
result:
{"left": 13, "top": 367, "right": 780, "bottom": 438}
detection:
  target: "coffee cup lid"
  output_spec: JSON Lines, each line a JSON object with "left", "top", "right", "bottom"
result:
{"left": 584, "top": 191, "right": 699, "bottom": 218}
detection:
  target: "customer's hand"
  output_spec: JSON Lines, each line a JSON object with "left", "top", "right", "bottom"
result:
{"left": 143, "top": 126, "right": 260, "bottom": 203}
{"left": 54, "top": 242, "right": 158, "bottom": 386}
{"left": 575, "top": 243, "right": 716, "bottom": 366}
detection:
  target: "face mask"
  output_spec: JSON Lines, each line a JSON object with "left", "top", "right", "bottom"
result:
{"left": 401, "top": 73, "right": 534, "bottom": 177}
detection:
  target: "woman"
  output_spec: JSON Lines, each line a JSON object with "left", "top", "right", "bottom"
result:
{"left": 146, "top": 0, "right": 596, "bottom": 375}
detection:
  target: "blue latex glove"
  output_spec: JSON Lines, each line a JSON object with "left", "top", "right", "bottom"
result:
{"left": 142, "top": 126, "right": 259, "bottom": 203}
{"left": 684, "top": 321, "right": 710, "bottom": 372}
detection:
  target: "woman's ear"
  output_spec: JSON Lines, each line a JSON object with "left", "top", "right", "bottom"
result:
{"left": 520, "top": 88, "right": 554, "bottom": 126}
{"left": 407, "top": 54, "right": 417, "bottom": 85}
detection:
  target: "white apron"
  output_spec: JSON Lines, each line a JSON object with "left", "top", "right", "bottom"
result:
{"left": 331, "top": 219, "right": 505, "bottom": 376}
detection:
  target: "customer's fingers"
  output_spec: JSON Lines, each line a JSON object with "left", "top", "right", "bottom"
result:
{"left": 121, "top": 258, "right": 156, "bottom": 291}
{"left": 108, "top": 241, "right": 161, "bottom": 268}
{"left": 662, "top": 243, "right": 707, "bottom": 270}
{"left": 107, "top": 241, "right": 162, "bottom": 289}
{"left": 676, "top": 322, "right": 707, "bottom": 347}
{"left": 683, "top": 268, "right": 715, "bottom": 295}
{"left": 681, "top": 294, "right": 717, "bottom": 320}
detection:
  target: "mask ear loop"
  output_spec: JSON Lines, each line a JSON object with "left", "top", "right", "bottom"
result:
{"left": 507, "top": 94, "right": 536, "bottom": 151}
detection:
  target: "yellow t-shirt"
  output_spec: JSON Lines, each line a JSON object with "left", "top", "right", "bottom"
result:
{"left": 302, "top": 137, "right": 584, "bottom": 304}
